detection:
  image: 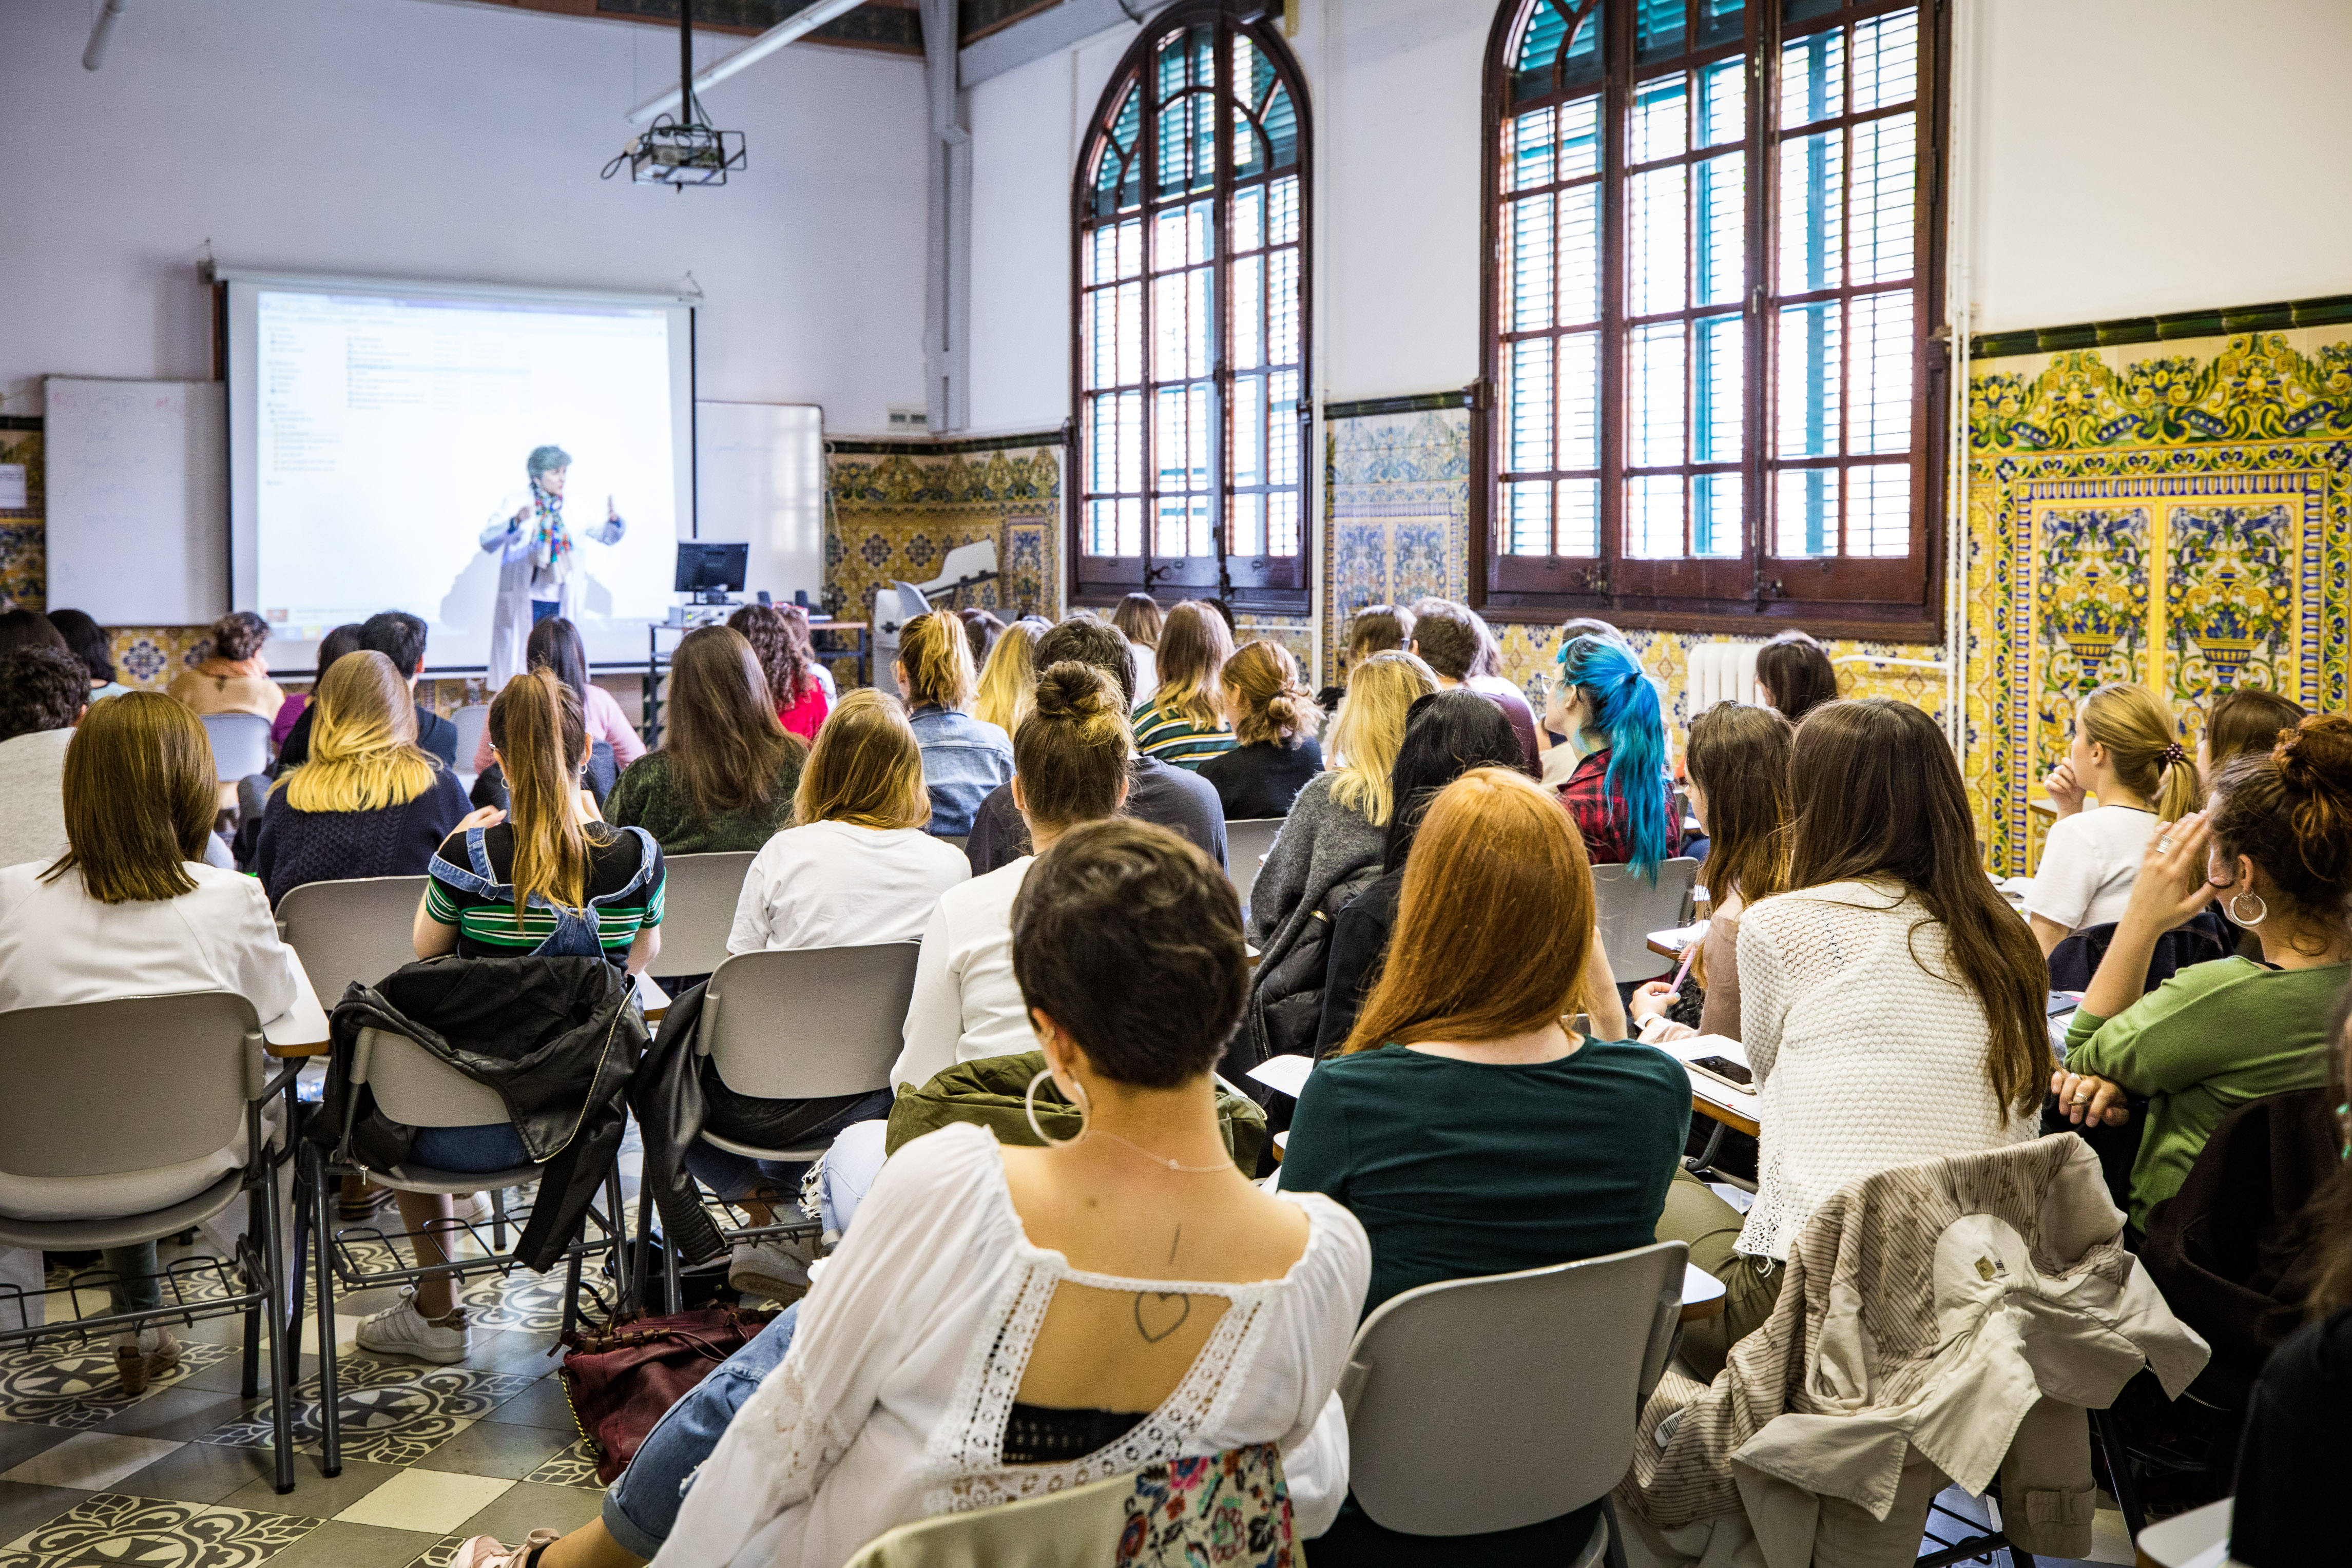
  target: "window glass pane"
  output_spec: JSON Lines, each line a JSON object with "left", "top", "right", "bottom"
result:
{"left": 1635, "top": 0, "right": 1686, "bottom": 63}
{"left": 1629, "top": 321, "right": 1686, "bottom": 469}
{"left": 1152, "top": 270, "right": 1206, "bottom": 381}
{"left": 1561, "top": 478, "right": 1601, "bottom": 556}
{"left": 1505, "top": 337, "right": 1554, "bottom": 473}
{"left": 1561, "top": 94, "right": 1602, "bottom": 179}
{"left": 1780, "top": 25, "right": 1844, "bottom": 128}
{"left": 1698, "top": 57, "right": 1744, "bottom": 148}
{"left": 1849, "top": 463, "right": 1910, "bottom": 557}
{"left": 1270, "top": 489, "right": 1301, "bottom": 557}
{"left": 1507, "top": 107, "right": 1556, "bottom": 193}
{"left": 1156, "top": 93, "right": 1215, "bottom": 199}
{"left": 1505, "top": 480, "right": 1552, "bottom": 555}
{"left": 1116, "top": 219, "right": 1143, "bottom": 280}
{"left": 1776, "top": 300, "right": 1841, "bottom": 457}
{"left": 1693, "top": 149, "right": 1744, "bottom": 305}
{"left": 1152, "top": 201, "right": 1211, "bottom": 273}
{"left": 1852, "top": 8, "right": 1919, "bottom": 112}
{"left": 1229, "top": 490, "right": 1265, "bottom": 557}
{"left": 1630, "top": 73, "right": 1689, "bottom": 164}
{"left": 1773, "top": 467, "right": 1838, "bottom": 556}
{"left": 1263, "top": 82, "right": 1300, "bottom": 171}
{"left": 1114, "top": 280, "right": 1142, "bottom": 384}
{"left": 1849, "top": 112, "right": 1916, "bottom": 284}
{"left": 1509, "top": 193, "right": 1556, "bottom": 333}
{"left": 1231, "top": 375, "right": 1264, "bottom": 487}
{"left": 1269, "top": 247, "right": 1301, "bottom": 365}
{"left": 1231, "top": 254, "right": 1264, "bottom": 371}
{"left": 1514, "top": 1, "right": 1571, "bottom": 76}
{"left": 1269, "top": 369, "right": 1302, "bottom": 486}
{"left": 1559, "top": 183, "right": 1602, "bottom": 325}
{"left": 1694, "top": 313, "right": 1743, "bottom": 461}
{"left": 1232, "top": 184, "right": 1265, "bottom": 253}
{"left": 1777, "top": 128, "right": 1844, "bottom": 292}
{"left": 1629, "top": 165, "right": 1688, "bottom": 316}
{"left": 1781, "top": 0, "right": 1842, "bottom": 27}
{"left": 1699, "top": 0, "right": 1744, "bottom": 47}
{"left": 1233, "top": 121, "right": 1270, "bottom": 184}
{"left": 1268, "top": 173, "right": 1301, "bottom": 245}
{"left": 1627, "top": 474, "right": 1685, "bottom": 557}
{"left": 1561, "top": 330, "right": 1601, "bottom": 469}
{"left": 1562, "top": 4, "right": 1604, "bottom": 89}
{"left": 1849, "top": 289, "right": 1912, "bottom": 455}
{"left": 1693, "top": 472, "right": 1741, "bottom": 556}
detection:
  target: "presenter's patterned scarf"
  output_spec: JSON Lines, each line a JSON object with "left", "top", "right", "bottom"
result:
{"left": 527, "top": 478, "right": 574, "bottom": 587}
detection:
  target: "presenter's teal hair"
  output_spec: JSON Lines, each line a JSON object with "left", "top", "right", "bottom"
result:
{"left": 1555, "top": 633, "right": 1670, "bottom": 877}
{"left": 527, "top": 444, "right": 573, "bottom": 477}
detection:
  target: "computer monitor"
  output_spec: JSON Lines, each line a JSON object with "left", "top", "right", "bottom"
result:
{"left": 674, "top": 541, "right": 749, "bottom": 601}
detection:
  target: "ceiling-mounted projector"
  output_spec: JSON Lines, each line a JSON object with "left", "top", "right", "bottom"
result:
{"left": 603, "top": 0, "right": 745, "bottom": 190}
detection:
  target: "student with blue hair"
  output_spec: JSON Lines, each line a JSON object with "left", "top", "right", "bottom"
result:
{"left": 1543, "top": 634, "right": 1675, "bottom": 873}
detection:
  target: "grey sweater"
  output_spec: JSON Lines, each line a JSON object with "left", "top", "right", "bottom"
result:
{"left": 1245, "top": 771, "right": 1385, "bottom": 984}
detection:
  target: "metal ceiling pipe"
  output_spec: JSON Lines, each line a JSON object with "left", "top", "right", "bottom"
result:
{"left": 83, "top": 0, "right": 129, "bottom": 70}
{"left": 624, "top": 0, "right": 867, "bottom": 125}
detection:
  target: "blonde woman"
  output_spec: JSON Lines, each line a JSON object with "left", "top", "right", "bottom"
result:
{"left": 2027, "top": 681, "right": 2205, "bottom": 955}
{"left": 895, "top": 611, "right": 1013, "bottom": 838}
{"left": 253, "top": 650, "right": 470, "bottom": 906}
{"left": 1199, "top": 639, "right": 1323, "bottom": 820}
{"left": 1131, "top": 599, "right": 1236, "bottom": 770}
{"left": 1112, "top": 591, "right": 1165, "bottom": 703}
{"left": 970, "top": 617, "right": 1044, "bottom": 734}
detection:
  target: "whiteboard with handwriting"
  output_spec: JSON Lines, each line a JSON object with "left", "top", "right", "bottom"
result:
{"left": 45, "top": 377, "right": 227, "bottom": 623}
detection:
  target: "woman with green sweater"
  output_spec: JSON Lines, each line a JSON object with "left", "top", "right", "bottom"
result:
{"left": 608, "top": 626, "right": 808, "bottom": 854}
{"left": 2056, "top": 715, "right": 2352, "bottom": 1234}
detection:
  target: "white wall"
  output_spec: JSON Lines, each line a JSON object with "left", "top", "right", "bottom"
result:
{"left": 0, "top": 0, "right": 930, "bottom": 429}
{"left": 963, "top": 0, "right": 2352, "bottom": 432}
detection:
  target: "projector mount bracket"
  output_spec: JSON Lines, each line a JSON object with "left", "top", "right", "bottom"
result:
{"left": 602, "top": 0, "right": 747, "bottom": 190}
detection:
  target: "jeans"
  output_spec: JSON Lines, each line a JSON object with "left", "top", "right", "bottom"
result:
{"left": 409, "top": 1121, "right": 532, "bottom": 1172}
{"left": 682, "top": 1091, "right": 893, "bottom": 1203}
{"left": 603, "top": 1303, "right": 800, "bottom": 1557}
{"left": 101, "top": 1243, "right": 162, "bottom": 1321}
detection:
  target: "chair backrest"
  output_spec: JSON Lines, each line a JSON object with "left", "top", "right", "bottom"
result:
{"left": 2049, "top": 907, "right": 2234, "bottom": 993}
{"left": 1591, "top": 857, "right": 1701, "bottom": 983}
{"left": 354, "top": 1025, "right": 510, "bottom": 1128}
{"left": 702, "top": 943, "right": 921, "bottom": 1099}
{"left": 451, "top": 704, "right": 490, "bottom": 778}
{"left": 656, "top": 850, "right": 760, "bottom": 977}
{"left": 275, "top": 874, "right": 433, "bottom": 1004}
{"left": 0, "top": 992, "right": 264, "bottom": 1178}
{"left": 1341, "top": 1240, "right": 1687, "bottom": 1537}
{"left": 201, "top": 711, "right": 273, "bottom": 781}
{"left": 1224, "top": 817, "right": 1285, "bottom": 892}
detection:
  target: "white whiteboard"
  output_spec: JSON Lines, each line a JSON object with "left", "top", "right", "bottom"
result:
{"left": 45, "top": 378, "right": 227, "bottom": 623}
{"left": 696, "top": 401, "right": 822, "bottom": 607}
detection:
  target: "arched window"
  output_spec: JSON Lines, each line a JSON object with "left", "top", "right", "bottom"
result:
{"left": 1483, "top": 0, "right": 1946, "bottom": 634}
{"left": 1072, "top": 4, "right": 1310, "bottom": 610}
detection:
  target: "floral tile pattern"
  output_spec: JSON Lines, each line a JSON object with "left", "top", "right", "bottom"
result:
{"left": 405, "top": 1537, "right": 468, "bottom": 1568}
{"left": 824, "top": 443, "right": 1063, "bottom": 634}
{"left": 0, "top": 1341, "right": 241, "bottom": 1433}
{"left": 196, "top": 1361, "right": 536, "bottom": 1467}
{"left": 521, "top": 1438, "right": 607, "bottom": 1490}
{"left": 2, "top": 1492, "right": 318, "bottom": 1567}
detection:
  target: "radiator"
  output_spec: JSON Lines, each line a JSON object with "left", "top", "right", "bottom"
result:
{"left": 1685, "top": 642, "right": 1766, "bottom": 714}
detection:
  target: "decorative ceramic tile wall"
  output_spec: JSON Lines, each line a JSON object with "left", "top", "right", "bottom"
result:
{"left": 0, "top": 426, "right": 43, "bottom": 613}
{"left": 1965, "top": 327, "right": 2352, "bottom": 874}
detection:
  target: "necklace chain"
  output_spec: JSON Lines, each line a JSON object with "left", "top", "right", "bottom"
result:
{"left": 1083, "top": 1129, "right": 1231, "bottom": 1174}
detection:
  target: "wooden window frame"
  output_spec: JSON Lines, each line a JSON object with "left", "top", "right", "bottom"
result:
{"left": 1474, "top": 0, "right": 1951, "bottom": 642}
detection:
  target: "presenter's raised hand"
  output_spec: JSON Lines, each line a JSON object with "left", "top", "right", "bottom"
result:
{"left": 511, "top": 504, "right": 532, "bottom": 531}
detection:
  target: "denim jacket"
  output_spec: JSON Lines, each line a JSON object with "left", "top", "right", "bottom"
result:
{"left": 908, "top": 704, "right": 1014, "bottom": 839}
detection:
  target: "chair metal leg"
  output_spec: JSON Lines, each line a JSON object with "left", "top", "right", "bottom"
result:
{"left": 311, "top": 1147, "right": 342, "bottom": 1479}
{"left": 1599, "top": 1495, "right": 1631, "bottom": 1568}
{"left": 254, "top": 1118, "right": 296, "bottom": 1495}
{"left": 604, "top": 1162, "right": 635, "bottom": 1320}
{"left": 2093, "top": 1405, "right": 2148, "bottom": 1538}
{"left": 490, "top": 1187, "right": 508, "bottom": 1254}
{"left": 240, "top": 1173, "right": 264, "bottom": 1399}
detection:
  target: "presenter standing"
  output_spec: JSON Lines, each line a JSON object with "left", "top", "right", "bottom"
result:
{"left": 479, "top": 445, "right": 626, "bottom": 688}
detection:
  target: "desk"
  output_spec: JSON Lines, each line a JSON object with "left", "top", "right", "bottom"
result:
{"left": 2134, "top": 1497, "right": 2233, "bottom": 1568}
{"left": 809, "top": 620, "right": 871, "bottom": 689}
{"left": 1680, "top": 1264, "right": 1727, "bottom": 1323}
{"left": 1650, "top": 1036, "right": 1762, "bottom": 1139}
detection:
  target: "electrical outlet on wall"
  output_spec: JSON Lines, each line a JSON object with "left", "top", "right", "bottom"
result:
{"left": 887, "top": 405, "right": 929, "bottom": 433}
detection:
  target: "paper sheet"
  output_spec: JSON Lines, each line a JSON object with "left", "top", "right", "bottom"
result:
{"left": 1246, "top": 1053, "right": 1315, "bottom": 1099}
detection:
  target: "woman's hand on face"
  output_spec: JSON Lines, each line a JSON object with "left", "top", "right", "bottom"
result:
{"left": 2051, "top": 1067, "right": 2132, "bottom": 1127}
{"left": 2042, "top": 759, "right": 2086, "bottom": 817}
{"left": 2121, "top": 808, "right": 2219, "bottom": 934}
{"left": 1629, "top": 980, "right": 1678, "bottom": 1022}
{"left": 455, "top": 805, "right": 506, "bottom": 832}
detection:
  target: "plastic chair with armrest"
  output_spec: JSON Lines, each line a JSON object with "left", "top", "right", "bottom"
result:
{"left": 202, "top": 711, "right": 274, "bottom": 782}
{"left": 1592, "top": 858, "right": 1701, "bottom": 985}
{"left": 1223, "top": 818, "right": 1286, "bottom": 900}
{"left": 274, "top": 874, "right": 433, "bottom": 1005}
{"left": 652, "top": 850, "right": 760, "bottom": 980}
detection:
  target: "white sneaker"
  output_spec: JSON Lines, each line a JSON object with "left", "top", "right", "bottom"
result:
{"left": 728, "top": 1236, "right": 814, "bottom": 1303}
{"left": 356, "top": 1290, "right": 470, "bottom": 1364}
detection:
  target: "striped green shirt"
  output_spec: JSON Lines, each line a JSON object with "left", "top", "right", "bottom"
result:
{"left": 426, "top": 826, "right": 665, "bottom": 963}
{"left": 1133, "top": 696, "right": 1239, "bottom": 771}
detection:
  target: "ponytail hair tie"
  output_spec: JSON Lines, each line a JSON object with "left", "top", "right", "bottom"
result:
{"left": 2162, "top": 741, "right": 2186, "bottom": 766}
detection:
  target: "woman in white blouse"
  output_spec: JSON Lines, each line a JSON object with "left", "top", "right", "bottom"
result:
{"left": 889, "top": 662, "right": 1132, "bottom": 1092}
{"left": 2026, "top": 682, "right": 2202, "bottom": 956}
{"left": 452, "top": 820, "right": 1371, "bottom": 1568}
{"left": 0, "top": 692, "right": 307, "bottom": 1395}
{"left": 1655, "top": 699, "right": 2049, "bottom": 1379}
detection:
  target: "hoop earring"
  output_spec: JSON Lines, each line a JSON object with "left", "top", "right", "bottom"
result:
{"left": 2229, "top": 891, "right": 2268, "bottom": 926}
{"left": 1024, "top": 1067, "right": 1087, "bottom": 1149}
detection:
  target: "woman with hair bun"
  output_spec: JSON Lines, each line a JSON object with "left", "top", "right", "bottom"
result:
{"left": 2057, "top": 715, "right": 2352, "bottom": 1235}
{"left": 1198, "top": 639, "right": 1323, "bottom": 820}
{"left": 1547, "top": 633, "right": 1675, "bottom": 873}
{"left": 166, "top": 610, "right": 285, "bottom": 721}
{"left": 894, "top": 610, "right": 1013, "bottom": 838}
{"left": 2027, "top": 682, "right": 2204, "bottom": 955}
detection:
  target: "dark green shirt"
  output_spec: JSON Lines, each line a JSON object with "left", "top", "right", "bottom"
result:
{"left": 1281, "top": 1039, "right": 1691, "bottom": 1317}
{"left": 605, "top": 747, "right": 804, "bottom": 855}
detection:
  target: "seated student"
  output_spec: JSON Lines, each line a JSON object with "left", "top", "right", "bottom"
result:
{"left": 969, "top": 614, "right": 1042, "bottom": 734}
{"left": 277, "top": 612, "right": 457, "bottom": 769}
{"left": 1535, "top": 616, "right": 1636, "bottom": 783}
{"left": 727, "top": 602, "right": 832, "bottom": 743}
{"left": 1755, "top": 628, "right": 1839, "bottom": 726}
{"left": 608, "top": 626, "right": 806, "bottom": 855}
{"left": 1315, "top": 602, "right": 1414, "bottom": 714}
{"left": 894, "top": 609, "right": 1014, "bottom": 839}
{"left": 1630, "top": 701, "right": 1793, "bottom": 1043}
{"left": 269, "top": 623, "right": 362, "bottom": 753}
{"left": 2026, "top": 682, "right": 2203, "bottom": 956}
{"left": 2199, "top": 685, "right": 2305, "bottom": 788}
{"left": 0, "top": 608, "right": 70, "bottom": 658}
{"left": 0, "top": 646, "right": 89, "bottom": 871}
{"left": 457, "top": 821, "right": 1371, "bottom": 1568}
{"left": 1408, "top": 597, "right": 1538, "bottom": 770}
{"left": 2055, "top": 718, "right": 2352, "bottom": 1237}
{"left": 1111, "top": 590, "right": 1164, "bottom": 703}
{"left": 963, "top": 616, "right": 1226, "bottom": 875}
{"left": 1657, "top": 699, "right": 2048, "bottom": 1379}
{"left": 1198, "top": 639, "right": 1323, "bottom": 820}
{"left": 0, "top": 692, "right": 305, "bottom": 1393}
{"left": 1463, "top": 603, "right": 1544, "bottom": 760}
{"left": 892, "top": 663, "right": 1132, "bottom": 1091}
{"left": 1131, "top": 599, "right": 1239, "bottom": 769}
{"left": 1545, "top": 633, "right": 1676, "bottom": 872}
{"left": 375, "top": 669, "right": 664, "bottom": 1363}
{"left": 250, "top": 650, "right": 471, "bottom": 907}
{"left": 167, "top": 610, "right": 285, "bottom": 721}
{"left": 1284, "top": 767, "right": 1688, "bottom": 1566}
{"left": 474, "top": 616, "right": 645, "bottom": 778}
{"left": 44, "top": 608, "right": 132, "bottom": 703}
{"left": 957, "top": 605, "right": 1005, "bottom": 669}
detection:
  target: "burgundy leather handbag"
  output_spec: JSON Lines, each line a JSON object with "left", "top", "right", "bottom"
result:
{"left": 558, "top": 1306, "right": 776, "bottom": 1484}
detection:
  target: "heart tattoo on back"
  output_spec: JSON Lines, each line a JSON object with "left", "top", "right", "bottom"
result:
{"left": 1133, "top": 1291, "right": 1192, "bottom": 1344}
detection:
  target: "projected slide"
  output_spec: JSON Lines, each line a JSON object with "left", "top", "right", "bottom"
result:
{"left": 247, "top": 288, "right": 681, "bottom": 671}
